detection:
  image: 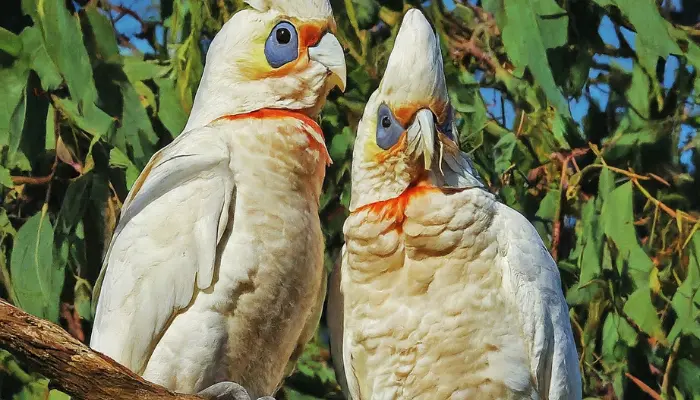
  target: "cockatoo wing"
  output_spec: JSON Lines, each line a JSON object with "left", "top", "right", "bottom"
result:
{"left": 91, "top": 125, "right": 236, "bottom": 374}
{"left": 494, "top": 204, "right": 582, "bottom": 400}
{"left": 327, "top": 245, "right": 354, "bottom": 399}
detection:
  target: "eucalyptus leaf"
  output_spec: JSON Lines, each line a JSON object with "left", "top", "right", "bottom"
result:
{"left": 499, "top": 0, "right": 571, "bottom": 116}
{"left": 10, "top": 211, "right": 63, "bottom": 322}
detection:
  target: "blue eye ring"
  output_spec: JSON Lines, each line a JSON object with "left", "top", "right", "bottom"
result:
{"left": 376, "top": 104, "right": 406, "bottom": 150}
{"left": 265, "top": 21, "right": 299, "bottom": 69}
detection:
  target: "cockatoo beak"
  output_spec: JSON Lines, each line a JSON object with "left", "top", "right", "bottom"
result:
{"left": 309, "top": 33, "right": 347, "bottom": 92}
{"left": 406, "top": 108, "right": 436, "bottom": 170}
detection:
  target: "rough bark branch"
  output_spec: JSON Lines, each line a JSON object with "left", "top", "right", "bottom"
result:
{"left": 0, "top": 299, "right": 202, "bottom": 400}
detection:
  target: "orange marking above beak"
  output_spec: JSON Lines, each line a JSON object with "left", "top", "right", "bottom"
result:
{"left": 391, "top": 100, "right": 449, "bottom": 127}
{"left": 299, "top": 23, "right": 324, "bottom": 48}
{"left": 393, "top": 104, "right": 420, "bottom": 128}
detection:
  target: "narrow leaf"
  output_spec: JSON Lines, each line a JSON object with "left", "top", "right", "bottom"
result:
{"left": 500, "top": 0, "right": 570, "bottom": 116}
{"left": 623, "top": 288, "right": 667, "bottom": 344}
{"left": 10, "top": 211, "right": 63, "bottom": 322}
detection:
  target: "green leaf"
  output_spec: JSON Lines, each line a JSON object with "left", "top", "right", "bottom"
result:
{"left": 622, "top": 288, "right": 666, "bottom": 344}
{"left": 0, "top": 166, "right": 13, "bottom": 188}
{"left": 451, "top": 69, "right": 489, "bottom": 147}
{"left": 49, "top": 390, "right": 71, "bottom": 400}
{"left": 625, "top": 63, "right": 651, "bottom": 121}
{"left": 53, "top": 97, "right": 113, "bottom": 138}
{"left": 281, "top": 388, "right": 323, "bottom": 400}
{"left": 580, "top": 199, "right": 603, "bottom": 283}
{"left": 500, "top": 0, "right": 570, "bottom": 116}
{"left": 351, "top": 0, "right": 380, "bottom": 30}
{"left": 109, "top": 148, "right": 140, "bottom": 190}
{"left": 18, "top": 26, "right": 62, "bottom": 90}
{"left": 535, "top": 189, "right": 560, "bottom": 221}
{"left": 156, "top": 77, "right": 188, "bottom": 137}
{"left": 566, "top": 280, "right": 605, "bottom": 306}
{"left": 0, "top": 209, "right": 16, "bottom": 239}
{"left": 82, "top": 3, "right": 120, "bottom": 62}
{"left": 36, "top": 0, "right": 99, "bottom": 107}
{"left": 0, "top": 61, "right": 30, "bottom": 169}
{"left": 493, "top": 132, "right": 517, "bottom": 175}
{"left": 529, "top": 0, "right": 569, "bottom": 50}
{"left": 45, "top": 104, "right": 56, "bottom": 150}
{"left": 598, "top": 168, "right": 616, "bottom": 202}
{"left": 10, "top": 211, "right": 63, "bottom": 322}
{"left": 329, "top": 127, "right": 354, "bottom": 161}
{"left": 602, "top": 181, "right": 653, "bottom": 286}
{"left": 0, "top": 26, "right": 23, "bottom": 57}
{"left": 55, "top": 175, "right": 91, "bottom": 239}
{"left": 112, "top": 82, "right": 159, "bottom": 168}
{"left": 675, "top": 359, "right": 700, "bottom": 399}
{"left": 593, "top": 0, "right": 680, "bottom": 73}
{"left": 123, "top": 58, "right": 169, "bottom": 82}
{"left": 74, "top": 277, "right": 92, "bottom": 321}
{"left": 134, "top": 81, "right": 156, "bottom": 110}
{"left": 602, "top": 312, "right": 637, "bottom": 363}
{"left": 12, "top": 379, "right": 51, "bottom": 400}
{"left": 668, "top": 233, "right": 700, "bottom": 342}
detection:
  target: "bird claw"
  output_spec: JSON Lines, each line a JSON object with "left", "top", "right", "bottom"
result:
{"left": 196, "top": 381, "right": 274, "bottom": 400}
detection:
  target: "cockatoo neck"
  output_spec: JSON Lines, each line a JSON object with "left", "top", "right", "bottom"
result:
{"left": 215, "top": 109, "right": 331, "bottom": 166}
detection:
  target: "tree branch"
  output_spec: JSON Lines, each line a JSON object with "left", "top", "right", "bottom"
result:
{"left": 0, "top": 299, "right": 202, "bottom": 400}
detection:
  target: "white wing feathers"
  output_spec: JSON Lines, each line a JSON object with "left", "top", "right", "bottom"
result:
{"left": 90, "top": 126, "right": 235, "bottom": 373}
{"left": 495, "top": 204, "right": 582, "bottom": 400}
{"left": 327, "top": 245, "right": 354, "bottom": 399}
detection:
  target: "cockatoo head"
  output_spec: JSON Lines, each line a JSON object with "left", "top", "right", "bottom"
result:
{"left": 349, "top": 9, "right": 481, "bottom": 211}
{"left": 185, "top": 0, "right": 347, "bottom": 131}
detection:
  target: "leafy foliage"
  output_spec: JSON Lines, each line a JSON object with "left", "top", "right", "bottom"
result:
{"left": 1, "top": 0, "right": 699, "bottom": 399}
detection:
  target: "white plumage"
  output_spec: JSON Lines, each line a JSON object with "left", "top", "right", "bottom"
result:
{"left": 327, "top": 9, "right": 582, "bottom": 400}
{"left": 90, "top": 1, "right": 346, "bottom": 398}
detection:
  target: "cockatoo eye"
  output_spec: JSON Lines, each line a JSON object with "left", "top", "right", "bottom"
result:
{"left": 376, "top": 103, "right": 406, "bottom": 150}
{"left": 265, "top": 21, "right": 299, "bottom": 68}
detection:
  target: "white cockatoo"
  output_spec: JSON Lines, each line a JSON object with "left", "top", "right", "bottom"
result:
{"left": 327, "top": 9, "right": 582, "bottom": 400}
{"left": 90, "top": 1, "right": 346, "bottom": 399}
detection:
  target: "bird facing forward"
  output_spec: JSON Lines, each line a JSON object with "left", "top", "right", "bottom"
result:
{"left": 327, "top": 9, "right": 582, "bottom": 400}
{"left": 90, "top": 1, "right": 346, "bottom": 399}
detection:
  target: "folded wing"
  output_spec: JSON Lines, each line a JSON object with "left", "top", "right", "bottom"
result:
{"left": 494, "top": 205, "right": 582, "bottom": 400}
{"left": 90, "top": 126, "right": 236, "bottom": 373}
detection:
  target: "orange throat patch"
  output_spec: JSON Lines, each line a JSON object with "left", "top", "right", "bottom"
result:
{"left": 354, "top": 182, "right": 439, "bottom": 226}
{"left": 217, "top": 109, "right": 331, "bottom": 166}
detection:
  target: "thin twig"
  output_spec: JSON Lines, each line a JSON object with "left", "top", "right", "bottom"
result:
{"left": 451, "top": 37, "right": 501, "bottom": 71}
{"left": 661, "top": 338, "right": 681, "bottom": 396}
{"left": 625, "top": 372, "right": 661, "bottom": 400}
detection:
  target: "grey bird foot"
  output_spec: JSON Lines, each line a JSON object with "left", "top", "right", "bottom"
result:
{"left": 197, "top": 381, "right": 275, "bottom": 400}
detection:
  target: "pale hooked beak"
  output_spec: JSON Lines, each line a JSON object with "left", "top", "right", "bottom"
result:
{"left": 309, "top": 33, "right": 347, "bottom": 92}
{"left": 406, "top": 108, "right": 436, "bottom": 170}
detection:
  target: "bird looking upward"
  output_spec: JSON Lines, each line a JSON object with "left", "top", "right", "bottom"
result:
{"left": 327, "top": 9, "right": 582, "bottom": 400}
{"left": 90, "top": 1, "right": 346, "bottom": 399}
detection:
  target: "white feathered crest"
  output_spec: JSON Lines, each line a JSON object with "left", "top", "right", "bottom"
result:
{"left": 245, "top": 0, "right": 333, "bottom": 19}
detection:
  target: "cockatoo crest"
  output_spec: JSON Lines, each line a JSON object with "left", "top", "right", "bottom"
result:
{"left": 349, "top": 9, "right": 482, "bottom": 212}
{"left": 245, "top": 0, "right": 334, "bottom": 20}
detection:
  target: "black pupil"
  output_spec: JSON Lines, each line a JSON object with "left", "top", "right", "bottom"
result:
{"left": 276, "top": 28, "right": 291, "bottom": 44}
{"left": 381, "top": 116, "right": 392, "bottom": 128}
